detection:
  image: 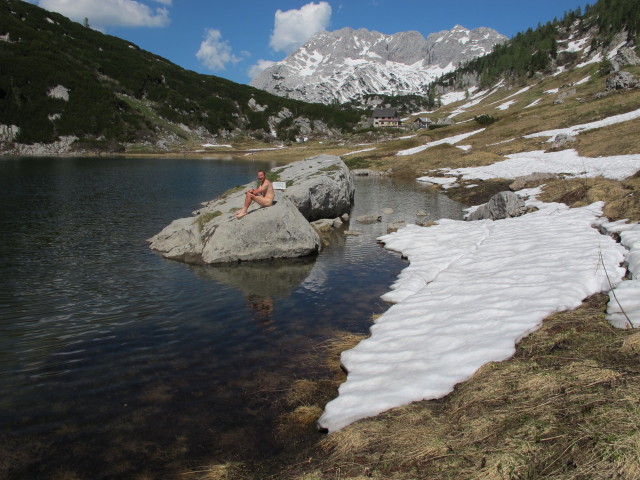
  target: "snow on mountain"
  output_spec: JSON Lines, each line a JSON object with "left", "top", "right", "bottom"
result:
{"left": 250, "top": 26, "right": 507, "bottom": 105}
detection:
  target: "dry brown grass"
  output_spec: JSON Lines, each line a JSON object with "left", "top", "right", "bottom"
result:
{"left": 538, "top": 175, "right": 640, "bottom": 222}
{"left": 284, "top": 295, "right": 640, "bottom": 480}
{"left": 576, "top": 116, "right": 640, "bottom": 157}
{"left": 176, "top": 462, "right": 249, "bottom": 480}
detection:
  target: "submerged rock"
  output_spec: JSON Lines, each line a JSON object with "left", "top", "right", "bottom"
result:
{"left": 148, "top": 155, "right": 354, "bottom": 264}
{"left": 356, "top": 214, "right": 382, "bottom": 224}
{"left": 387, "top": 220, "right": 407, "bottom": 233}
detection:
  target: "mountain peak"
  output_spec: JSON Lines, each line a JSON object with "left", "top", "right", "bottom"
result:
{"left": 251, "top": 25, "right": 506, "bottom": 104}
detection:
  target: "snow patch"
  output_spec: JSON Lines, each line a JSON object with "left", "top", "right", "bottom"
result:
{"left": 48, "top": 85, "right": 70, "bottom": 101}
{"left": 318, "top": 200, "right": 626, "bottom": 432}
{"left": 396, "top": 129, "right": 485, "bottom": 156}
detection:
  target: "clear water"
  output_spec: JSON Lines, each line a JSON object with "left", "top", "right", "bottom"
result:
{"left": 0, "top": 156, "right": 464, "bottom": 478}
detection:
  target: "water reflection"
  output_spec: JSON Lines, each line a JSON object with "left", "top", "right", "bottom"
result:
{"left": 191, "top": 257, "right": 316, "bottom": 298}
{"left": 190, "top": 257, "right": 316, "bottom": 334}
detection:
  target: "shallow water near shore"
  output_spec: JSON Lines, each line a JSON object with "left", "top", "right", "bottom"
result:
{"left": 0, "top": 156, "right": 464, "bottom": 478}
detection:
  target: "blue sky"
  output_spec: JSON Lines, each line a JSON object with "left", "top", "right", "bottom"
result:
{"left": 29, "top": 0, "right": 592, "bottom": 85}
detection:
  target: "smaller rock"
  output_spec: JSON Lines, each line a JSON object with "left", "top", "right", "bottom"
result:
{"left": 551, "top": 133, "right": 576, "bottom": 150}
{"left": 416, "top": 210, "right": 428, "bottom": 217}
{"left": 341, "top": 213, "right": 350, "bottom": 222}
{"left": 553, "top": 88, "right": 576, "bottom": 104}
{"left": 417, "top": 220, "right": 438, "bottom": 227}
{"left": 381, "top": 208, "right": 394, "bottom": 214}
{"left": 311, "top": 218, "right": 335, "bottom": 233}
{"left": 332, "top": 217, "right": 344, "bottom": 228}
{"left": 344, "top": 230, "right": 363, "bottom": 236}
{"left": 387, "top": 220, "right": 407, "bottom": 233}
{"left": 466, "top": 191, "right": 526, "bottom": 221}
{"left": 356, "top": 215, "right": 382, "bottom": 224}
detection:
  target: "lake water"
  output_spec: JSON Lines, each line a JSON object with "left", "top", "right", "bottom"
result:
{"left": 0, "top": 156, "right": 465, "bottom": 478}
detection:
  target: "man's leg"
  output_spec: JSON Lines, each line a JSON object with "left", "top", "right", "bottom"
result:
{"left": 235, "top": 192, "right": 253, "bottom": 218}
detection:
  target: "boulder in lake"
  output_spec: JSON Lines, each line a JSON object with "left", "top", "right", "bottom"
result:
{"left": 149, "top": 197, "right": 320, "bottom": 264}
{"left": 148, "top": 155, "right": 353, "bottom": 264}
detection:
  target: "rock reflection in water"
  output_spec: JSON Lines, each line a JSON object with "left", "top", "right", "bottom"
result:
{"left": 190, "top": 257, "right": 316, "bottom": 333}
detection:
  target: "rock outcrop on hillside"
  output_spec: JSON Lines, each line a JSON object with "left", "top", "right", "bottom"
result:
{"left": 148, "top": 155, "right": 354, "bottom": 264}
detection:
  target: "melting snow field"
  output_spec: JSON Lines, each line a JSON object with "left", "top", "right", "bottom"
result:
{"left": 319, "top": 107, "right": 640, "bottom": 433}
{"left": 318, "top": 199, "right": 629, "bottom": 432}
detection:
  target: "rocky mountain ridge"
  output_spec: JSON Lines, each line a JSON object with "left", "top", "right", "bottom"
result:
{"left": 250, "top": 25, "right": 507, "bottom": 105}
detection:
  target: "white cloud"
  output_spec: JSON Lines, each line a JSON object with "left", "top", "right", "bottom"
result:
{"left": 196, "top": 29, "right": 242, "bottom": 71}
{"left": 36, "top": 0, "right": 170, "bottom": 27}
{"left": 270, "top": 1, "right": 331, "bottom": 54}
{"left": 248, "top": 60, "right": 276, "bottom": 79}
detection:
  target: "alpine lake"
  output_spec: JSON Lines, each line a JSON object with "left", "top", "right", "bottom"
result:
{"left": 0, "top": 155, "right": 465, "bottom": 478}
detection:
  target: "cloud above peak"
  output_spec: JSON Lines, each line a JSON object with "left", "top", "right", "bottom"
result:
{"left": 270, "top": 1, "right": 331, "bottom": 54}
{"left": 196, "top": 29, "right": 245, "bottom": 72}
{"left": 35, "top": 0, "right": 170, "bottom": 28}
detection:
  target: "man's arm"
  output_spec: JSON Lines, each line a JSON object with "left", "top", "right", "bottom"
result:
{"left": 254, "top": 180, "right": 271, "bottom": 196}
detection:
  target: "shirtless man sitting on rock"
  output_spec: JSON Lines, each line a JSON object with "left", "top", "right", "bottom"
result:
{"left": 235, "top": 170, "right": 275, "bottom": 219}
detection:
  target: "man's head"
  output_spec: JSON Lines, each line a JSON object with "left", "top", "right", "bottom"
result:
{"left": 257, "top": 170, "right": 266, "bottom": 181}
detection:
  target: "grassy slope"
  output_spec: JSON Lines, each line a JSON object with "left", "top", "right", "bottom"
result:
{"left": 204, "top": 62, "right": 640, "bottom": 480}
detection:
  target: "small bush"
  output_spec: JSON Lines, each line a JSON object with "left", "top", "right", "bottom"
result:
{"left": 474, "top": 114, "right": 498, "bottom": 125}
{"left": 599, "top": 59, "right": 614, "bottom": 77}
{"left": 343, "top": 156, "right": 373, "bottom": 170}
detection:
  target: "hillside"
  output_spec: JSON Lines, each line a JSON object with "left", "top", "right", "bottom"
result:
{"left": 433, "top": 0, "right": 640, "bottom": 96}
{"left": 0, "top": 0, "right": 361, "bottom": 154}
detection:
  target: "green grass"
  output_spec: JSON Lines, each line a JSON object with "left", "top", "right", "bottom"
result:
{"left": 193, "top": 210, "right": 221, "bottom": 231}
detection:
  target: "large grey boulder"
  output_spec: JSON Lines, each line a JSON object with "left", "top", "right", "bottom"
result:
{"left": 149, "top": 197, "right": 320, "bottom": 264}
{"left": 466, "top": 191, "right": 526, "bottom": 221}
{"left": 273, "top": 154, "right": 355, "bottom": 221}
{"left": 148, "top": 155, "right": 353, "bottom": 264}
